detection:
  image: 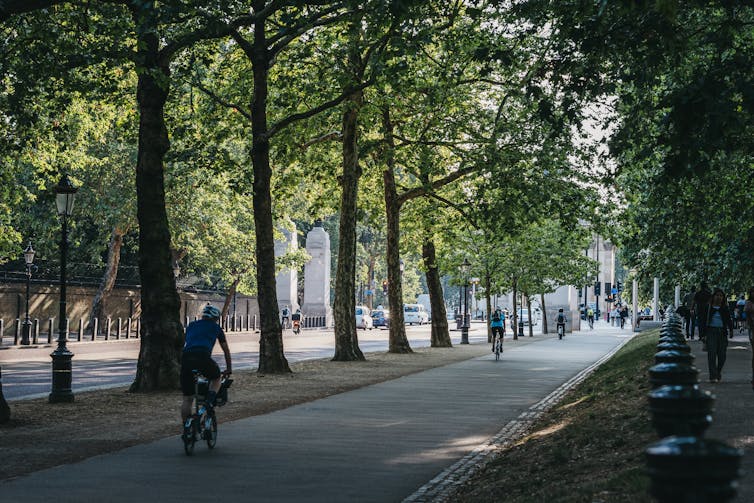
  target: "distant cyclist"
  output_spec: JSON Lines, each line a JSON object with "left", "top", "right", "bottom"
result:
{"left": 181, "top": 304, "right": 232, "bottom": 427}
{"left": 556, "top": 308, "right": 567, "bottom": 339}
{"left": 490, "top": 308, "right": 505, "bottom": 352}
{"left": 586, "top": 306, "right": 594, "bottom": 329}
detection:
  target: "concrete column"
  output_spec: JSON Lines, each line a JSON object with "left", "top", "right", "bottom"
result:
{"left": 653, "top": 277, "right": 660, "bottom": 321}
{"left": 302, "top": 221, "right": 332, "bottom": 325}
{"left": 632, "top": 279, "right": 639, "bottom": 331}
{"left": 274, "top": 228, "right": 300, "bottom": 314}
{"left": 674, "top": 285, "right": 681, "bottom": 309}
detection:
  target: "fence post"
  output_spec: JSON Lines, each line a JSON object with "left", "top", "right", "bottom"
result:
{"left": 136, "top": 317, "right": 141, "bottom": 338}
{"left": 126, "top": 318, "right": 132, "bottom": 339}
{"left": 48, "top": 318, "right": 54, "bottom": 343}
{"left": 14, "top": 319, "right": 20, "bottom": 345}
{"left": 64, "top": 319, "right": 70, "bottom": 341}
{"left": 105, "top": 317, "right": 111, "bottom": 341}
{"left": 33, "top": 319, "right": 39, "bottom": 344}
{"left": 117, "top": 318, "right": 122, "bottom": 339}
{"left": 78, "top": 319, "right": 84, "bottom": 342}
{"left": 92, "top": 318, "right": 99, "bottom": 341}
{"left": 0, "top": 318, "right": 4, "bottom": 345}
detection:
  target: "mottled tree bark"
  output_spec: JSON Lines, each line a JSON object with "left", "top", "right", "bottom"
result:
{"left": 0, "top": 367, "right": 9, "bottom": 423}
{"left": 541, "top": 293, "right": 548, "bottom": 334}
{"left": 332, "top": 86, "right": 366, "bottom": 361}
{"left": 423, "top": 238, "right": 451, "bottom": 347}
{"left": 382, "top": 107, "right": 412, "bottom": 353}
{"left": 249, "top": 3, "right": 290, "bottom": 373}
{"left": 485, "top": 272, "right": 493, "bottom": 343}
{"left": 512, "top": 278, "right": 519, "bottom": 340}
{"left": 129, "top": 4, "right": 183, "bottom": 391}
{"left": 526, "top": 292, "right": 534, "bottom": 337}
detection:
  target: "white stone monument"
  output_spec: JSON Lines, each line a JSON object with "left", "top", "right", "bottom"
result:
{"left": 274, "top": 228, "right": 299, "bottom": 314}
{"left": 302, "top": 221, "right": 332, "bottom": 326}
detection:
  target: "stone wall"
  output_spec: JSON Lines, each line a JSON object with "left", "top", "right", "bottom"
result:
{"left": 0, "top": 283, "right": 258, "bottom": 338}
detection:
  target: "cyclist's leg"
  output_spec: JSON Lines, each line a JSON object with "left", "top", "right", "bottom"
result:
{"left": 200, "top": 355, "right": 223, "bottom": 407}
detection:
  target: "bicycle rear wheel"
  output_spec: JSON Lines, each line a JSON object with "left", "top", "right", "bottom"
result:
{"left": 205, "top": 412, "right": 218, "bottom": 448}
{"left": 183, "top": 418, "right": 198, "bottom": 456}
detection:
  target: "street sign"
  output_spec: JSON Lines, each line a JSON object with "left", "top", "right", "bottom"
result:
{"left": 611, "top": 287, "right": 618, "bottom": 295}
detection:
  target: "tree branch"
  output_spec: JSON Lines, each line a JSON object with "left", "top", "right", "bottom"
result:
{"left": 300, "top": 131, "right": 343, "bottom": 149}
{"left": 397, "top": 164, "right": 477, "bottom": 206}
{"left": 189, "top": 78, "right": 253, "bottom": 121}
{"left": 265, "top": 78, "right": 374, "bottom": 140}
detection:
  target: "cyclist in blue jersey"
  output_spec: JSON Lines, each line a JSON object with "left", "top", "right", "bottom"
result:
{"left": 180, "top": 304, "right": 232, "bottom": 425}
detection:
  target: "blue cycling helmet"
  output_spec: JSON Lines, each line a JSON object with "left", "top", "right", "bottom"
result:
{"left": 202, "top": 304, "right": 221, "bottom": 320}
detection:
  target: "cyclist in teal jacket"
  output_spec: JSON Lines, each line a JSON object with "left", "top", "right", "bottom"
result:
{"left": 180, "top": 304, "right": 232, "bottom": 424}
{"left": 490, "top": 308, "right": 505, "bottom": 351}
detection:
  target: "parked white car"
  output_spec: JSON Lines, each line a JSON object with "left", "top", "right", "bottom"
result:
{"left": 404, "top": 304, "right": 429, "bottom": 325}
{"left": 355, "top": 305, "right": 373, "bottom": 329}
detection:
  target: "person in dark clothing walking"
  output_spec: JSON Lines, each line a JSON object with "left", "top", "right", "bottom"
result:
{"left": 698, "top": 288, "right": 734, "bottom": 383}
{"left": 691, "top": 283, "right": 712, "bottom": 339}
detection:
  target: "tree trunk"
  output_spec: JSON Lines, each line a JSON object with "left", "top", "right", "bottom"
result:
{"left": 129, "top": 4, "right": 183, "bottom": 391}
{"left": 526, "top": 292, "right": 534, "bottom": 337}
{"left": 91, "top": 225, "right": 125, "bottom": 335}
{"left": 221, "top": 279, "right": 239, "bottom": 318}
{"left": 250, "top": 5, "right": 290, "bottom": 373}
{"left": 485, "top": 272, "right": 492, "bottom": 343}
{"left": 541, "top": 293, "right": 548, "bottom": 334}
{"left": 423, "top": 238, "right": 451, "bottom": 347}
{"left": 382, "top": 107, "right": 411, "bottom": 353}
{"left": 512, "top": 278, "right": 518, "bottom": 340}
{"left": 332, "top": 87, "right": 366, "bottom": 361}
{"left": 0, "top": 367, "right": 9, "bottom": 424}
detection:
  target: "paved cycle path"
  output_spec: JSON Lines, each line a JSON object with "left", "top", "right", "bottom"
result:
{"left": 1, "top": 327, "right": 631, "bottom": 503}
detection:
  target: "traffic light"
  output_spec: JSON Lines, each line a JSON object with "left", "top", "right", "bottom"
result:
{"left": 382, "top": 280, "right": 388, "bottom": 295}
{"left": 594, "top": 281, "right": 601, "bottom": 296}
{"left": 617, "top": 281, "right": 623, "bottom": 293}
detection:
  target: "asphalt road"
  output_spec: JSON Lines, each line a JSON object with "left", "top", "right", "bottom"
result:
{"left": 0, "top": 323, "right": 491, "bottom": 401}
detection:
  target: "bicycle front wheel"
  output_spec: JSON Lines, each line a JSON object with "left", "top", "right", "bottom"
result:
{"left": 205, "top": 413, "right": 218, "bottom": 449}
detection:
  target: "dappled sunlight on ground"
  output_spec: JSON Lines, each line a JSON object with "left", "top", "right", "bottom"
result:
{"left": 386, "top": 434, "right": 491, "bottom": 465}
{"left": 516, "top": 419, "right": 570, "bottom": 446}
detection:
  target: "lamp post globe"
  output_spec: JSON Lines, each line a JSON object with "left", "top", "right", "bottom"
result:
{"left": 459, "top": 258, "right": 470, "bottom": 344}
{"left": 21, "top": 242, "right": 35, "bottom": 345}
{"left": 50, "top": 173, "right": 78, "bottom": 403}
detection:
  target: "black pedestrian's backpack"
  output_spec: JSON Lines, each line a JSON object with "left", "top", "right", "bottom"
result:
{"left": 557, "top": 313, "right": 565, "bottom": 324}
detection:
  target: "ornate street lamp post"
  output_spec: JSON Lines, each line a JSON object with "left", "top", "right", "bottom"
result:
{"left": 20, "top": 242, "right": 36, "bottom": 345}
{"left": 459, "top": 258, "right": 470, "bottom": 344}
{"left": 50, "top": 174, "right": 78, "bottom": 403}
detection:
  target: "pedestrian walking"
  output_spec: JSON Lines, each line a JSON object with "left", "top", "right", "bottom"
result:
{"left": 619, "top": 305, "right": 628, "bottom": 329}
{"left": 745, "top": 289, "right": 754, "bottom": 391}
{"left": 691, "top": 283, "right": 712, "bottom": 339}
{"left": 699, "top": 288, "right": 734, "bottom": 383}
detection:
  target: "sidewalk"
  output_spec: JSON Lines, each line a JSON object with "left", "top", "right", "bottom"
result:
{"left": 689, "top": 331, "right": 754, "bottom": 502}
{"left": 0, "top": 324, "right": 631, "bottom": 502}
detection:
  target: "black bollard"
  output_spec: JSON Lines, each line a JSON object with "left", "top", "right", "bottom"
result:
{"left": 654, "top": 349, "right": 695, "bottom": 366}
{"left": 656, "top": 341, "right": 692, "bottom": 354}
{"left": 646, "top": 436, "right": 742, "bottom": 503}
{"left": 649, "top": 362, "right": 699, "bottom": 389}
{"left": 648, "top": 385, "right": 714, "bottom": 437}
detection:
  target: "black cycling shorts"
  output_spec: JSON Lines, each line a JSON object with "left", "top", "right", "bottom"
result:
{"left": 180, "top": 351, "right": 221, "bottom": 396}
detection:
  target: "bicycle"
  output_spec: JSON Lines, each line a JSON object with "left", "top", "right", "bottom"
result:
{"left": 182, "top": 370, "right": 232, "bottom": 456}
{"left": 557, "top": 323, "right": 565, "bottom": 340}
{"left": 493, "top": 335, "right": 503, "bottom": 361}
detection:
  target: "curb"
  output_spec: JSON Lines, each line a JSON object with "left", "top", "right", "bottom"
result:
{"left": 403, "top": 334, "right": 636, "bottom": 503}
